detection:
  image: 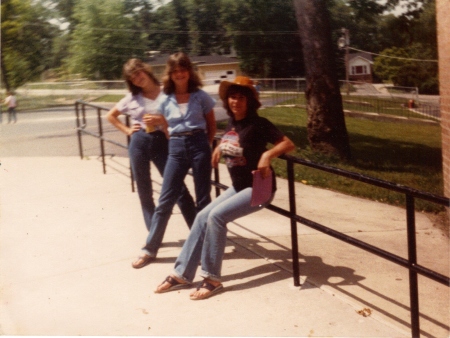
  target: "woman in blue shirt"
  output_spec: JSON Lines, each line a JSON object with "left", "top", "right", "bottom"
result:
{"left": 106, "top": 59, "right": 196, "bottom": 238}
{"left": 132, "top": 53, "right": 216, "bottom": 269}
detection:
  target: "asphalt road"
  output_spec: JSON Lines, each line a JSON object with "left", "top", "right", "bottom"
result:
{"left": 0, "top": 101, "right": 228, "bottom": 160}
{"left": 0, "top": 107, "right": 86, "bottom": 158}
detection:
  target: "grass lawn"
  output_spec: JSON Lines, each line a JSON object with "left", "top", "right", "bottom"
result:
{"left": 93, "top": 94, "right": 443, "bottom": 212}
{"left": 272, "top": 92, "right": 436, "bottom": 121}
{"left": 16, "top": 93, "right": 445, "bottom": 214}
{"left": 219, "top": 106, "right": 444, "bottom": 213}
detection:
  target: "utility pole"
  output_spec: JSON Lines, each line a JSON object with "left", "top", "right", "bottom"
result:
{"left": 337, "top": 28, "right": 350, "bottom": 96}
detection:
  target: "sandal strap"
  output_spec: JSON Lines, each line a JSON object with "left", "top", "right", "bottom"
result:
{"left": 198, "top": 280, "right": 217, "bottom": 291}
{"left": 164, "top": 276, "right": 180, "bottom": 287}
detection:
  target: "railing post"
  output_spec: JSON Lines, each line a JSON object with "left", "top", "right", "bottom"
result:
{"left": 272, "top": 79, "right": 276, "bottom": 106}
{"left": 75, "top": 101, "right": 84, "bottom": 160}
{"left": 406, "top": 194, "right": 420, "bottom": 338}
{"left": 213, "top": 139, "right": 221, "bottom": 197}
{"left": 287, "top": 159, "right": 300, "bottom": 286}
{"left": 97, "top": 107, "right": 106, "bottom": 174}
{"left": 125, "top": 115, "right": 135, "bottom": 192}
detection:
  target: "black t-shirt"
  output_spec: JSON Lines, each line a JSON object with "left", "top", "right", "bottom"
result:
{"left": 219, "top": 115, "right": 284, "bottom": 192}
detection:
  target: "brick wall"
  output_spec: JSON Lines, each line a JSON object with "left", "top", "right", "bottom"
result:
{"left": 437, "top": 0, "right": 450, "bottom": 207}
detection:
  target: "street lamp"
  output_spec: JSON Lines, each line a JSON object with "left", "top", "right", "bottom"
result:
{"left": 338, "top": 28, "right": 350, "bottom": 96}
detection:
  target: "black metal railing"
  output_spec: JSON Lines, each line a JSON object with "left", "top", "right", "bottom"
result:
{"left": 212, "top": 153, "right": 449, "bottom": 338}
{"left": 75, "top": 100, "right": 449, "bottom": 337}
{"left": 75, "top": 100, "right": 135, "bottom": 192}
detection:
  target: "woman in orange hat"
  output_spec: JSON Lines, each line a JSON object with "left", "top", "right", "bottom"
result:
{"left": 154, "top": 76, "right": 295, "bottom": 300}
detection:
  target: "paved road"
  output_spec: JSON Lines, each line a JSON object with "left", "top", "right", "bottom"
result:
{"left": 0, "top": 102, "right": 227, "bottom": 160}
{"left": 0, "top": 107, "right": 84, "bottom": 157}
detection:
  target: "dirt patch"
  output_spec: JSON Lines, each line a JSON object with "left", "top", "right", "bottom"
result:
{"left": 427, "top": 211, "right": 450, "bottom": 238}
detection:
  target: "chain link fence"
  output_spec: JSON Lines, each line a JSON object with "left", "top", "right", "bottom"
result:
{"left": 11, "top": 79, "right": 440, "bottom": 121}
{"left": 253, "top": 78, "right": 440, "bottom": 121}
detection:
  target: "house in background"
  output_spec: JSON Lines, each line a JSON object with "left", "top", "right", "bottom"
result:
{"left": 145, "top": 53, "right": 241, "bottom": 84}
{"left": 348, "top": 52, "right": 374, "bottom": 83}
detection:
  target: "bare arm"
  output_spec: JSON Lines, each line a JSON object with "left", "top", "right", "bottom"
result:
{"left": 257, "top": 136, "right": 296, "bottom": 178}
{"left": 211, "top": 145, "right": 221, "bottom": 169}
{"left": 204, "top": 109, "right": 217, "bottom": 145}
{"left": 106, "top": 107, "right": 139, "bottom": 136}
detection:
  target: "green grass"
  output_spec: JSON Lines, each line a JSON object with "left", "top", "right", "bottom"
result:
{"left": 92, "top": 95, "right": 123, "bottom": 102}
{"left": 0, "top": 93, "right": 120, "bottom": 111}
{"left": 274, "top": 93, "right": 435, "bottom": 121}
{"left": 0, "top": 94, "right": 87, "bottom": 111}
{"left": 12, "top": 92, "right": 444, "bottom": 213}
{"left": 92, "top": 95, "right": 123, "bottom": 103}
{"left": 220, "top": 106, "right": 444, "bottom": 213}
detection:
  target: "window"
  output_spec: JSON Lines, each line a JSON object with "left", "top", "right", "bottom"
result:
{"left": 351, "top": 65, "right": 368, "bottom": 75}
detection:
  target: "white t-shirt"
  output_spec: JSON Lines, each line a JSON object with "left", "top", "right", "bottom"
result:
{"left": 115, "top": 92, "right": 166, "bottom": 130}
{"left": 5, "top": 95, "right": 16, "bottom": 108}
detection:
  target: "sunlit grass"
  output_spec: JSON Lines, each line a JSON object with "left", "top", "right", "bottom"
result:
{"left": 14, "top": 93, "right": 443, "bottom": 212}
{"left": 245, "top": 106, "right": 443, "bottom": 212}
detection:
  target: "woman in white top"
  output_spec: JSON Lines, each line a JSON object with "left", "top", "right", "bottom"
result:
{"left": 106, "top": 59, "right": 196, "bottom": 241}
{"left": 4, "top": 91, "right": 17, "bottom": 123}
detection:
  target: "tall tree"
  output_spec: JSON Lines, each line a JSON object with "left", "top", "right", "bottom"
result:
{"left": 52, "top": 0, "right": 77, "bottom": 32}
{"left": 221, "top": 0, "right": 303, "bottom": 78}
{"left": 148, "top": 0, "right": 190, "bottom": 53}
{"left": 293, "top": 0, "right": 351, "bottom": 160}
{"left": 373, "top": 44, "right": 438, "bottom": 94}
{"left": 1, "top": 0, "right": 57, "bottom": 90}
{"left": 187, "top": 0, "right": 229, "bottom": 55}
{"left": 66, "top": 0, "right": 148, "bottom": 79}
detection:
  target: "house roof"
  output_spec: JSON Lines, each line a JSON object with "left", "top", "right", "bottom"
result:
{"left": 348, "top": 52, "right": 373, "bottom": 63}
{"left": 145, "top": 54, "right": 239, "bottom": 67}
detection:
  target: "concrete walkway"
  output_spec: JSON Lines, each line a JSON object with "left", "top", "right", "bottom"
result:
{"left": 0, "top": 156, "right": 448, "bottom": 337}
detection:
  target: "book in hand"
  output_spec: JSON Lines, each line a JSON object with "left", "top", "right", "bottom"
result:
{"left": 251, "top": 169, "right": 273, "bottom": 207}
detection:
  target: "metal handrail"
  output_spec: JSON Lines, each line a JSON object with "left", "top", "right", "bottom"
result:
{"left": 212, "top": 154, "right": 449, "bottom": 338}
{"left": 75, "top": 100, "right": 135, "bottom": 192}
{"left": 75, "top": 100, "right": 449, "bottom": 337}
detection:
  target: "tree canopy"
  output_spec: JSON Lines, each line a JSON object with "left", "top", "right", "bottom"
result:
{"left": 65, "top": 0, "right": 149, "bottom": 79}
{"left": 372, "top": 0, "right": 438, "bottom": 93}
{"left": 0, "top": 0, "right": 438, "bottom": 88}
{"left": 1, "top": 0, "right": 58, "bottom": 89}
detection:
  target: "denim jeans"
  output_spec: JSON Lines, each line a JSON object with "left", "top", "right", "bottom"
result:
{"left": 129, "top": 130, "right": 196, "bottom": 232}
{"left": 7, "top": 107, "right": 17, "bottom": 123}
{"left": 172, "top": 186, "right": 274, "bottom": 283}
{"left": 143, "top": 131, "right": 212, "bottom": 256}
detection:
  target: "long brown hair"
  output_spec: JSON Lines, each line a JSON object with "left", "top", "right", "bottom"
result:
{"left": 123, "top": 58, "right": 159, "bottom": 96}
{"left": 162, "top": 52, "right": 203, "bottom": 94}
{"left": 223, "top": 85, "right": 260, "bottom": 120}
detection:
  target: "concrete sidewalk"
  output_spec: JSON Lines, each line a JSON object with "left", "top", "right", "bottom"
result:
{"left": 0, "top": 156, "right": 448, "bottom": 336}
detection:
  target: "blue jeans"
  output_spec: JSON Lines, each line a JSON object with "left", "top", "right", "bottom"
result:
{"left": 172, "top": 186, "right": 274, "bottom": 283}
{"left": 129, "top": 130, "right": 196, "bottom": 232}
{"left": 8, "top": 107, "right": 16, "bottom": 123}
{"left": 143, "top": 131, "right": 212, "bottom": 256}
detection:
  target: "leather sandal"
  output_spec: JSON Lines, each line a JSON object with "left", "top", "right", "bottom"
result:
{"left": 131, "top": 254, "right": 154, "bottom": 269}
{"left": 190, "top": 280, "right": 224, "bottom": 300}
{"left": 154, "top": 275, "right": 191, "bottom": 294}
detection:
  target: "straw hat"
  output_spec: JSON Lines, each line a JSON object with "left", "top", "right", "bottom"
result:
{"left": 219, "top": 76, "right": 260, "bottom": 107}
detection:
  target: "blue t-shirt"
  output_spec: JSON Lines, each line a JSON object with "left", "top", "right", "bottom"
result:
{"left": 115, "top": 92, "right": 166, "bottom": 130}
{"left": 159, "top": 89, "right": 215, "bottom": 136}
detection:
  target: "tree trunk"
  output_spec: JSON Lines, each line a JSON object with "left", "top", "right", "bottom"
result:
{"left": 293, "top": 0, "right": 351, "bottom": 160}
{"left": 1, "top": 52, "right": 11, "bottom": 92}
